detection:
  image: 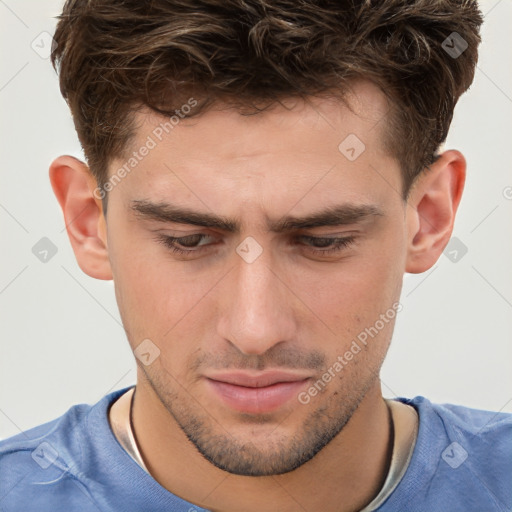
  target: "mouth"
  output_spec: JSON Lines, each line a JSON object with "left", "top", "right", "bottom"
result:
{"left": 204, "top": 371, "right": 312, "bottom": 414}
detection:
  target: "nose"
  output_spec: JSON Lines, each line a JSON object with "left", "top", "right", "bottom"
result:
{"left": 216, "top": 243, "right": 297, "bottom": 355}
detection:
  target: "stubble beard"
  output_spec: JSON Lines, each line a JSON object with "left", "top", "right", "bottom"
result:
{"left": 142, "top": 365, "right": 379, "bottom": 476}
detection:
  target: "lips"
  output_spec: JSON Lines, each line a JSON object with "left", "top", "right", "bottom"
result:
{"left": 204, "top": 371, "right": 311, "bottom": 414}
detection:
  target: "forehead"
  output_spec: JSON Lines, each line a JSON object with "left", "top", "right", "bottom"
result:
{"left": 106, "top": 80, "right": 399, "bottom": 214}
{"left": 124, "top": 79, "right": 391, "bottom": 162}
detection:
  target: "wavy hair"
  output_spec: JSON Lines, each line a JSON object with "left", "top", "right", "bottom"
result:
{"left": 51, "top": 0, "right": 483, "bottom": 199}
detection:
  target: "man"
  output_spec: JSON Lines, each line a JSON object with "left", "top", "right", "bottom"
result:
{"left": 1, "top": 0, "right": 510, "bottom": 511}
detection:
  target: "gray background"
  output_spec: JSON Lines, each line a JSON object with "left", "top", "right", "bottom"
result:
{"left": 1, "top": 0, "right": 511, "bottom": 440}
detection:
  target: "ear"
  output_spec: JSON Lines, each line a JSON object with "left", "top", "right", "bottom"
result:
{"left": 405, "top": 150, "right": 466, "bottom": 273}
{"left": 49, "top": 155, "right": 113, "bottom": 280}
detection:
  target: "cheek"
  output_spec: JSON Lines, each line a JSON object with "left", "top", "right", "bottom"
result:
{"left": 296, "top": 239, "right": 403, "bottom": 352}
{"left": 305, "top": 257, "right": 398, "bottom": 314}
{"left": 108, "top": 229, "right": 189, "bottom": 344}
{"left": 109, "top": 232, "right": 223, "bottom": 371}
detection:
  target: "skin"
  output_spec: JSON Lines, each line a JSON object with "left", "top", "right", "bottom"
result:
{"left": 49, "top": 80, "right": 465, "bottom": 512}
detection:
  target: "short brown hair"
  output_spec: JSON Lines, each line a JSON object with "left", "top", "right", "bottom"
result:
{"left": 51, "top": 0, "right": 483, "bottom": 204}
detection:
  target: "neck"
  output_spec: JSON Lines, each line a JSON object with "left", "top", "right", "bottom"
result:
{"left": 131, "top": 377, "right": 393, "bottom": 512}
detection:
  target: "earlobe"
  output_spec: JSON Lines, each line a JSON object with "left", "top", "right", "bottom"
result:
{"left": 405, "top": 150, "right": 466, "bottom": 274}
{"left": 49, "top": 155, "right": 113, "bottom": 280}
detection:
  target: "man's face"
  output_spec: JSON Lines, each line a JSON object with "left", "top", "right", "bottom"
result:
{"left": 104, "top": 81, "right": 408, "bottom": 476}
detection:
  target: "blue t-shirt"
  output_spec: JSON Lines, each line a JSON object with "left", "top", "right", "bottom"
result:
{"left": 1, "top": 387, "right": 511, "bottom": 511}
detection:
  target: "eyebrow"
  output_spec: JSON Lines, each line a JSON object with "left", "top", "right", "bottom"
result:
{"left": 129, "top": 199, "right": 384, "bottom": 233}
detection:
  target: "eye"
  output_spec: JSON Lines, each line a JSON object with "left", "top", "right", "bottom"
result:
{"left": 297, "top": 235, "right": 356, "bottom": 255}
{"left": 155, "top": 233, "right": 357, "bottom": 258}
{"left": 155, "top": 234, "right": 216, "bottom": 256}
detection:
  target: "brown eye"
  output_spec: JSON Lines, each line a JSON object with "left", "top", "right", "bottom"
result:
{"left": 298, "top": 235, "right": 356, "bottom": 255}
{"left": 156, "top": 234, "right": 216, "bottom": 256}
{"left": 173, "top": 234, "right": 206, "bottom": 248}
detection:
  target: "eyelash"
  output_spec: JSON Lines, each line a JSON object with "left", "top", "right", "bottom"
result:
{"left": 155, "top": 233, "right": 356, "bottom": 257}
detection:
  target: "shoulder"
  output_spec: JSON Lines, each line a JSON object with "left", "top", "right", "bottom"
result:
{"left": 409, "top": 395, "right": 512, "bottom": 433}
{"left": 0, "top": 387, "right": 129, "bottom": 511}
{"left": 409, "top": 396, "right": 512, "bottom": 458}
{"left": 383, "top": 396, "right": 512, "bottom": 512}
{"left": 0, "top": 400, "right": 93, "bottom": 476}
